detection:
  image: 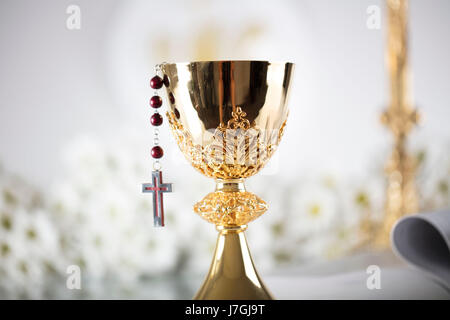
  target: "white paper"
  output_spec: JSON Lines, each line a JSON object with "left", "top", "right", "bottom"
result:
{"left": 391, "top": 210, "right": 450, "bottom": 289}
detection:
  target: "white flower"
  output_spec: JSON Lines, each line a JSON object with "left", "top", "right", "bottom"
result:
{"left": 49, "top": 131, "right": 182, "bottom": 287}
{"left": 299, "top": 231, "right": 346, "bottom": 262}
{"left": 287, "top": 178, "right": 339, "bottom": 238}
{"left": 246, "top": 176, "right": 290, "bottom": 272}
{"left": 339, "top": 175, "right": 385, "bottom": 228}
{"left": 417, "top": 144, "right": 450, "bottom": 210}
{"left": 166, "top": 173, "right": 217, "bottom": 275}
{"left": 0, "top": 208, "right": 62, "bottom": 299}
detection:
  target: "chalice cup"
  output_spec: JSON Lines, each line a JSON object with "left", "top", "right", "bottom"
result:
{"left": 162, "top": 60, "right": 294, "bottom": 299}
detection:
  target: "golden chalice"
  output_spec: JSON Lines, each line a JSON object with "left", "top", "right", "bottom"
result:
{"left": 161, "top": 60, "right": 294, "bottom": 299}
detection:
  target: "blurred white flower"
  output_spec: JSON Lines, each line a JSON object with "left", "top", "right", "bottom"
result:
{"left": 287, "top": 177, "right": 339, "bottom": 237}
{"left": 0, "top": 208, "right": 61, "bottom": 299}
{"left": 299, "top": 230, "right": 352, "bottom": 262}
{"left": 417, "top": 143, "right": 450, "bottom": 210}
{"left": 166, "top": 173, "right": 217, "bottom": 275}
{"left": 339, "top": 175, "right": 385, "bottom": 228}
{"left": 246, "top": 176, "right": 290, "bottom": 271}
{"left": 49, "top": 131, "right": 181, "bottom": 289}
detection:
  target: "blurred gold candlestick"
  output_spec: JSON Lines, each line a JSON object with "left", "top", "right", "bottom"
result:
{"left": 375, "top": 0, "right": 420, "bottom": 248}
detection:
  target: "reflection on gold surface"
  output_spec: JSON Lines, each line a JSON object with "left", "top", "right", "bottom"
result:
{"left": 162, "top": 61, "right": 292, "bottom": 148}
{"left": 162, "top": 61, "right": 293, "bottom": 299}
{"left": 194, "top": 225, "right": 274, "bottom": 300}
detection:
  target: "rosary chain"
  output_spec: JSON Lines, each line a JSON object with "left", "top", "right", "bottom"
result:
{"left": 152, "top": 63, "right": 166, "bottom": 171}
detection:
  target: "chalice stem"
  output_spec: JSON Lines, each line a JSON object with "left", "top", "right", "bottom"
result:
{"left": 194, "top": 226, "right": 274, "bottom": 300}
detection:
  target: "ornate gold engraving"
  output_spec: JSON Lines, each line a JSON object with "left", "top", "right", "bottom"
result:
{"left": 194, "top": 190, "right": 268, "bottom": 226}
{"left": 222, "top": 106, "right": 252, "bottom": 130}
{"left": 167, "top": 110, "right": 286, "bottom": 180}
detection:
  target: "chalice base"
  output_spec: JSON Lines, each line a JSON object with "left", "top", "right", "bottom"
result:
{"left": 194, "top": 226, "right": 274, "bottom": 300}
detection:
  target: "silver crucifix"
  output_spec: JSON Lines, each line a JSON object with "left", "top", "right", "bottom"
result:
{"left": 142, "top": 170, "right": 173, "bottom": 227}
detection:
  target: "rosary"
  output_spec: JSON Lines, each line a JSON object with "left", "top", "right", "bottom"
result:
{"left": 142, "top": 64, "right": 173, "bottom": 227}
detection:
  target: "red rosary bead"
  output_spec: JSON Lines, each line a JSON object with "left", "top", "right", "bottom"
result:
{"left": 150, "top": 95, "right": 162, "bottom": 108}
{"left": 151, "top": 146, "right": 164, "bottom": 159}
{"left": 150, "top": 113, "right": 163, "bottom": 126}
{"left": 150, "top": 76, "right": 163, "bottom": 89}
{"left": 168, "top": 92, "right": 175, "bottom": 104}
{"left": 174, "top": 108, "right": 180, "bottom": 119}
{"left": 163, "top": 74, "right": 170, "bottom": 87}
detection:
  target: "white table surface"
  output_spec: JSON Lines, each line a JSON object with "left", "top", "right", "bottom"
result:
{"left": 265, "top": 250, "right": 450, "bottom": 300}
{"left": 52, "top": 250, "right": 449, "bottom": 299}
